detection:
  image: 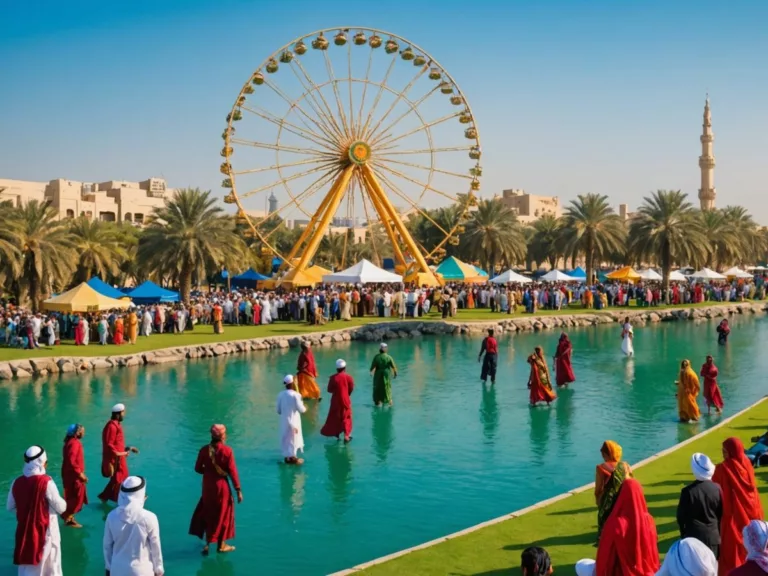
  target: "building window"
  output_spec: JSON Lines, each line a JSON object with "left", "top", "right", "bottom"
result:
{"left": 124, "top": 212, "right": 132, "bottom": 222}
{"left": 85, "top": 211, "right": 93, "bottom": 218}
{"left": 134, "top": 213, "right": 144, "bottom": 224}
{"left": 99, "top": 211, "right": 116, "bottom": 222}
{"left": 65, "top": 209, "right": 75, "bottom": 218}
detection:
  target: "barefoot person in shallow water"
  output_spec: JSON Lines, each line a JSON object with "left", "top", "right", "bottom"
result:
{"left": 676, "top": 360, "right": 701, "bottom": 423}
{"left": 700, "top": 355, "right": 724, "bottom": 415}
{"left": 527, "top": 347, "right": 557, "bottom": 406}
{"left": 478, "top": 328, "right": 498, "bottom": 385}
{"left": 321, "top": 359, "right": 354, "bottom": 443}
{"left": 276, "top": 374, "right": 307, "bottom": 465}
{"left": 370, "top": 343, "right": 397, "bottom": 407}
{"left": 553, "top": 332, "right": 576, "bottom": 387}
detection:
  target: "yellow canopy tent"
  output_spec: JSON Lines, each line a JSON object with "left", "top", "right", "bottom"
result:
{"left": 404, "top": 270, "right": 444, "bottom": 287}
{"left": 605, "top": 266, "right": 642, "bottom": 281}
{"left": 42, "top": 282, "right": 133, "bottom": 313}
{"left": 277, "top": 265, "right": 333, "bottom": 287}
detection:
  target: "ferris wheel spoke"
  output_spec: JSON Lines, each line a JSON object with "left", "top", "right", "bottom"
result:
{"left": 365, "top": 64, "right": 428, "bottom": 142}
{"left": 323, "top": 51, "right": 351, "bottom": 136}
{"left": 366, "top": 84, "right": 442, "bottom": 147}
{"left": 375, "top": 157, "right": 472, "bottom": 180}
{"left": 289, "top": 59, "right": 347, "bottom": 140}
{"left": 241, "top": 105, "right": 338, "bottom": 152}
{"left": 359, "top": 171, "right": 407, "bottom": 267}
{"left": 374, "top": 111, "right": 462, "bottom": 149}
{"left": 232, "top": 157, "right": 329, "bottom": 176}
{"left": 357, "top": 172, "right": 381, "bottom": 263}
{"left": 231, "top": 138, "right": 336, "bottom": 158}
{"left": 377, "top": 145, "right": 472, "bottom": 156}
{"left": 264, "top": 79, "right": 340, "bottom": 144}
{"left": 239, "top": 163, "right": 337, "bottom": 199}
{"left": 359, "top": 54, "right": 398, "bottom": 139}
{"left": 371, "top": 161, "right": 460, "bottom": 203}
{"left": 354, "top": 47, "right": 375, "bottom": 141}
{"left": 347, "top": 43, "right": 355, "bottom": 144}
{"left": 370, "top": 167, "right": 450, "bottom": 237}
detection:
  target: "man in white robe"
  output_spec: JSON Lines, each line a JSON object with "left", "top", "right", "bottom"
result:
{"left": 276, "top": 375, "right": 307, "bottom": 465}
{"left": 103, "top": 476, "right": 164, "bottom": 576}
{"left": 140, "top": 310, "right": 152, "bottom": 337}
{"left": 7, "top": 446, "right": 66, "bottom": 576}
{"left": 81, "top": 318, "right": 89, "bottom": 346}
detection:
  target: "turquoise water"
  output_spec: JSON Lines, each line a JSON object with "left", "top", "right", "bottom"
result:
{"left": 1, "top": 316, "right": 766, "bottom": 575}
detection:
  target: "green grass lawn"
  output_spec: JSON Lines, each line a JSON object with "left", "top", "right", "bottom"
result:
{"left": 351, "top": 399, "right": 768, "bottom": 576}
{"left": 0, "top": 300, "right": 748, "bottom": 362}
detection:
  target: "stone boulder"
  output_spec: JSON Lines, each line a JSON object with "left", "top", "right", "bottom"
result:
{"left": 146, "top": 353, "right": 185, "bottom": 365}
{"left": 0, "top": 363, "right": 13, "bottom": 380}
{"left": 14, "top": 368, "right": 32, "bottom": 379}
{"left": 29, "top": 358, "right": 58, "bottom": 375}
{"left": 57, "top": 359, "right": 76, "bottom": 373}
{"left": 90, "top": 358, "right": 113, "bottom": 370}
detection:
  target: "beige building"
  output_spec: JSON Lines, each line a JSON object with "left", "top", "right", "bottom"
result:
{"left": 698, "top": 96, "right": 716, "bottom": 211}
{"left": 500, "top": 189, "right": 562, "bottom": 223}
{"left": 0, "top": 177, "right": 171, "bottom": 224}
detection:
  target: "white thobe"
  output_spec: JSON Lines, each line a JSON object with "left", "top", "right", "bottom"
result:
{"left": 7, "top": 478, "right": 67, "bottom": 576}
{"left": 261, "top": 300, "right": 272, "bottom": 324}
{"left": 82, "top": 320, "right": 89, "bottom": 345}
{"left": 383, "top": 293, "right": 392, "bottom": 317}
{"left": 103, "top": 507, "right": 164, "bottom": 576}
{"left": 140, "top": 312, "right": 152, "bottom": 336}
{"left": 276, "top": 389, "right": 307, "bottom": 458}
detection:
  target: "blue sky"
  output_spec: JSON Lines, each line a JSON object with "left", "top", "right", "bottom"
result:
{"left": 1, "top": 0, "right": 767, "bottom": 219}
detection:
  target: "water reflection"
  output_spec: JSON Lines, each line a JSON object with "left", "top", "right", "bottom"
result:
{"left": 196, "top": 557, "right": 235, "bottom": 576}
{"left": 302, "top": 401, "right": 322, "bottom": 437}
{"left": 623, "top": 357, "right": 635, "bottom": 385}
{"left": 554, "top": 387, "right": 574, "bottom": 444}
{"left": 120, "top": 367, "right": 140, "bottom": 397}
{"left": 479, "top": 384, "right": 498, "bottom": 442}
{"left": 677, "top": 421, "right": 700, "bottom": 445}
{"left": 324, "top": 443, "right": 353, "bottom": 509}
{"left": 61, "top": 526, "right": 89, "bottom": 572}
{"left": 371, "top": 408, "right": 394, "bottom": 463}
{"left": 528, "top": 406, "right": 552, "bottom": 465}
{"left": 279, "top": 466, "right": 306, "bottom": 520}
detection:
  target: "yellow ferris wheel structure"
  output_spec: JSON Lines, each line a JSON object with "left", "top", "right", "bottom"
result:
{"left": 221, "top": 26, "right": 481, "bottom": 286}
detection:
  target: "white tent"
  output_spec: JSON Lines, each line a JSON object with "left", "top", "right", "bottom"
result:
{"left": 690, "top": 267, "right": 726, "bottom": 280}
{"left": 540, "top": 270, "right": 576, "bottom": 282}
{"left": 722, "top": 266, "right": 752, "bottom": 279}
{"left": 490, "top": 269, "right": 532, "bottom": 284}
{"left": 668, "top": 270, "right": 689, "bottom": 282}
{"left": 322, "top": 259, "right": 403, "bottom": 284}
{"left": 637, "top": 269, "right": 662, "bottom": 281}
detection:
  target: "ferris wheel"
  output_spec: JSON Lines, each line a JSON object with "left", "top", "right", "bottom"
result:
{"left": 220, "top": 26, "right": 481, "bottom": 285}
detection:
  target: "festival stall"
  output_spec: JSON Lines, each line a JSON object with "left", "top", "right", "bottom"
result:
{"left": 568, "top": 266, "right": 587, "bottom": 281}
{"left": 690, "top": 268, "right": 726, "bottom": 281}
{"left": 637, "top": 269, "right": 663, "bottom": 281}
{"left": 86, "top": 277, "right": 131, "bottom": 300}
{"left": 668, "top": 270, "right": 689, "bottom": 282}
{"left": 606, "top": 266, "right": 641, "bottom": 281}
{"left": 540, "top": 270, "right": 577, "bottom": 282}
{"left": 43, "top": 283, "right": 132, "bottom": 313}
{"left": 435, "top": 256, "right": 486, "bottom": 283}
{"left": 231, "top": 268, "right": 270, "bottom": 289}
{"left": 722, "top": 266, "right": 752, "bottom": 279}
{"left": 322, "top": 259, "right": 403, "bottom": 284}
{"left": 126, "top": 280, "right": 180, "bottom": 305}
{"left": 490, "top": 269, "right": 532, "bottom": 284}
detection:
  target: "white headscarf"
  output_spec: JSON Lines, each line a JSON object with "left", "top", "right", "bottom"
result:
{"left": 117, "top": 476, "right": 147, "bottom": 525}
{"left": 336, "top": 359, "right": 346, "bottom": 369}
{"left": 283, "top": 374, "right": 294, "bottom": 385}
{"left": 691, "top": 453, "right": 715, "bottom": 481}
{"left": 656, "top": 538, "right": 717, "bottom": 576}
{"left": 744, "top": 520, "right": 768, "bottom": 572}
{"left": 23, "top": 446, "right": 47, "bottom": 477}
{"left": 575, "top": 559, "right": 595, "bottom": 576}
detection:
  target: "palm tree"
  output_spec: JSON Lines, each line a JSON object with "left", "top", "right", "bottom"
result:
{"left": 14, "top": 200, "right": 76, "bottom": 311}
{"left": 627, "top": 190, "right": 709, "bottom": 303}
{"left": 69, "top": 217, "right": 129, "bottom": 283}
{"left": 558, "top": 193, "right": 626, "bottom": 285}
{"left": 137, "top": 188, "right": 248, "bottom": 303}
{"left": 527, "top": 214, "right": 562, "bottom": 269}
{"left": 317, "top": 231, "right": 347, "bottom": 269}
{"left": 461, "top": 198, "right": 527, "bottom": 274}
{"left": 699, "top": 210, "right": 742, "bottom": 270}
{"left": 0, "top": 200, "right": 21, "bottom": 284}
{"left": 721, "top": 205, "right": 765, "bottom": 265}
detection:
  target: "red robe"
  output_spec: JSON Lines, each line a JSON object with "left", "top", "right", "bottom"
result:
{"left": 596, "top": 478, "right": 660, "bottom": 576}
{"left": 713, "top": 438, "right": 765, "bottom": 576}
{"left": 554, "top": 337, "right": 576, "bottom": 386}
{"left": 98, "top": 419, "right": 128, "bottom": 503}
{"left": 298, "top": 349, "right": 318, "bottom": 378}
{"left": 74, "top": 321, "right": 85, "bottom": 346}
{"left": 528, "top": 357, "right": 556, "bottom": 405}
{"left": 252, "top": 302, "right": 261, "bottom": 325}
{"left": 12, "top": 475, "right": 51, "bottom": 566}
{"left": 700, "top": 361, "right": 724, "bottom": 410}
{"left": 321, "top": 372, "right": 355, "bottom": 438}
{"left": 62, "top": 437, "right": 88, "bottom": 517}
{"left": 189, "top": 443, "right": 241, "bottom": 544}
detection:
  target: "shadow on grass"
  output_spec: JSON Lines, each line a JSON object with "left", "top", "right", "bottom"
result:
{"left": 548, "top": 506, "right": 595, "bottom": 516}
{"left": 505, "top": 531, "right": 595, "bottom": 549}
{"left": 646, "top": 479, "right": 688, "bottom": 487}
{"left": 730, "top": 425, "right": 766, "bottom": 432}
{"left": 643, "top": 492, "right": 680, "bottom": 503}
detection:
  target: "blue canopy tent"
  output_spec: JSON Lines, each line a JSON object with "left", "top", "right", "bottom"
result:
{"left": 271, "top": 257, "right": 283, "bottom": 274}
{"left": 568, "top": 266, "right": 587, "bottom": 281}
{"left": 87, "top": 277, "right": 129, "bottom": 300}
{"left": 126, "top": 281, "right": 180, "bottom": 305}
{"left": 231, "top": 268, "right": 269, "bottom": 289}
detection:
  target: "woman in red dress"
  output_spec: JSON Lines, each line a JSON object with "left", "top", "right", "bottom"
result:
{"left": 61, "top": 424, "right": 88, "bottom": 527}
{"left": 189, "top": 424, "right": 243, "bottom": 555}
{"left": 528, "top": 347, "right": 557, "bottom": 406}
{"left": 74, "top": 315, "right": 85, "bottom": 346}
{"left": 321, "top": 359, "right": 355, "bottom": 442}
{"left": 713, "top": 437, "right": 764, "bottom": 576}
{"left": 553, "top": 332, "right": 576, "bottom": 387}
{"left": 594, "top": 478, "right": 659, "bottom": 576}
{"left": 700, "top": 355, "right": 724, "bottom": 414}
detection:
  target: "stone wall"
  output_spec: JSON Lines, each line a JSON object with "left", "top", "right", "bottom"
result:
{"left": 1, "top": 303, "right": 764, "bottom": 381}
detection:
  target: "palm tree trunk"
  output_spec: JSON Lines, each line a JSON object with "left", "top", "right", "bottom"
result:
{"left": 179, "top": 262, "right": 193, "bottom": 305}
{"left": 29, "top": 275, "right": 39, "bottom": 313}
{"left": 585, "top": 237, "right": 594, "bottom": 287}
{"left": 662, "top": 241, "right": 671, "bottom": 305}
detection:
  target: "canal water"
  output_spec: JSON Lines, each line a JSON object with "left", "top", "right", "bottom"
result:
{"left": 0, "top": 316, "right": 766, "bottom": 575}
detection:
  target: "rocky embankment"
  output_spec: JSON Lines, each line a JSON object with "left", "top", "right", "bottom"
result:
{"left": 1, "top": 302, "right": 764, "bottom": 380}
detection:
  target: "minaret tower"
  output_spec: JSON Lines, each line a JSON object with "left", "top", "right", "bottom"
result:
{"left": 698, "top": 96, "right": 716, "bottom": 211}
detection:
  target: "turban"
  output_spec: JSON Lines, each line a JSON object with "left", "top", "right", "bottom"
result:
{"left": 744, "top": 520, "right": 768, "bottom": 572}
{"left": 575, "top": 559, "right": 595, "bottom": 576}
{"left": 283, "top": 374, "right": 294, "bottom": 385}
{"left": 23, "top": 446, "right": 47, "bottom": 477}
{"left": 210, "top": 424, "right": 226, "bottom": 440}
{"left": 380, "top": 342, "right": 388, "bottom": 350}
{"left": 336, "top": 359, "right": 346, "bottom": 369}
{"left": 112, "top": 403, "right": 126, "bottom": 413}
{"left": 601, "top": 440, "right": 622, "bottom": 461}
{"left": 691, "top": 453, "right": 715, "bottom": 481}
{"left": 656, "top": 538, "right": 717, "bottom": 576}
{"left": 66, "top": 424, "right": 81, "bottom": 438}
{"left": 118, "top": 476, "right": 147, "bottom": 525}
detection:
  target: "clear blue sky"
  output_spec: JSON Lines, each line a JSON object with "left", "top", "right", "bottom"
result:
{"left": 1, "top": 0, "right": 766, "bottom": 219}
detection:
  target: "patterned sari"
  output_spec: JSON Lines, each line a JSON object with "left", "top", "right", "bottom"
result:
{"left": 596, "top": 460, "right": 631, "bottom": 538}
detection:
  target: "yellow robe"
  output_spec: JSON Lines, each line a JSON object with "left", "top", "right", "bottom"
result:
{"left": 127, "top": 312, "right": 138, "bottom": 344}
{"left": 677, "top": 368, "right": 701, "bottom": 422}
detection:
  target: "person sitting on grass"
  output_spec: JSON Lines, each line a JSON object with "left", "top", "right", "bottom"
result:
{"left": 520, "top": 546, "right": 553, "bottom": 575}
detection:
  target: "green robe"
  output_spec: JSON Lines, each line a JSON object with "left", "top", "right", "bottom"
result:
{"left": 371, "top": 352, "right": 396, "bottom": 404}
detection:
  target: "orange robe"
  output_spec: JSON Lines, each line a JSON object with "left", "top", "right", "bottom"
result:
{"left": 296, "top": 349, "right": 321, "bottom": 400}
{"left": 677, "top": 367, "right": 701, "bottom": 422}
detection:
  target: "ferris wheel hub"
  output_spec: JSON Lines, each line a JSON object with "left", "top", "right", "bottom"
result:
{"left": 347, "top": 141, "right": 371, "bottom": 166}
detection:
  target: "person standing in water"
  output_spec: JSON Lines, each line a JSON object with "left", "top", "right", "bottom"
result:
{"left": 553, "top": 332, "right": 576, "bottom": 387}
{"left": 477, "top": 328, "right": 498, "bottom": 385}
{"left": 700, "top": 355, "right": 724, "bottom": 415}
{"left": 716, "top": 319, "right": 730, "bottom": 345}
{"left": 296, "top": 341, "right": 321, "bottom": 401}
{"left": 276, "top": 375, "right": 307, "bottom": 465}
{"left": 321, "top": 359, "right": 355, "bottom": 443}
{"left": 621, "top": 316, "right": 634, "bottom": 357}
{"left": 61, "top": 424, "right": 88, "bottom": 528}
{"left": 370, "top": 343, "right": 398, "bottom": 407}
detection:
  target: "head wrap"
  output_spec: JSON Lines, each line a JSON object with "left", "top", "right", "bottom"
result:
{"left": 283, "top": 374, "right": 294, "bottom": 385}
{"left": 380, "top": 342, "right": 388, "bottom": 350}
{"left": 691, "top": 453, "right": 715, "bottom": 481}
{"left": 601, "top": 440, "right": 622, "bottom": 461}
{"left": 23, "top": 446, "right": 47, "bottom": 477}
{"left": 117, "top": 476, "right": 147, "bottom": 525}
{"left": 112, "top": 403, "right": 126, "bottom": 413}
{"left": 336, "top": 359, "right": 346, "bottom": 370}
{"left": 66, "top": 424, "right": 81, "bottom": 438}
{"left": 575, "top": 559, "right": 596, "bottom": 576}
{"left": 656, "top": 538, "right": 717, "bottom": 576}
{"left": 210, "top": 424, "right": 226, "bottom": 440}
{"left": 744, "top": 520, "right": 768, "bottom": 572}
